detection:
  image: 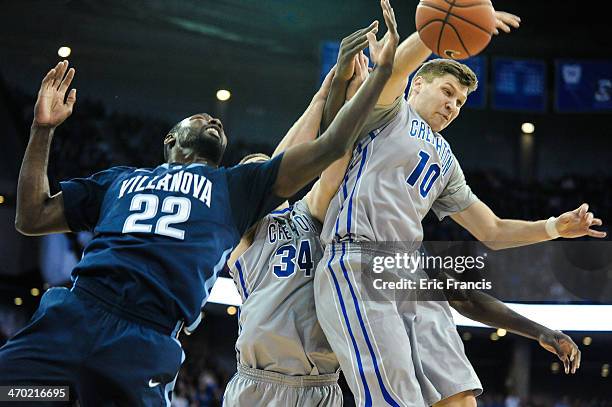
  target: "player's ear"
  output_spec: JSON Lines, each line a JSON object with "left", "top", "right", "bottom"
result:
{"left": 412, "top": 76, "right": 424, "bottom": 95}
{"left": 164, "top": 133, "right": 176, "bottom": 148}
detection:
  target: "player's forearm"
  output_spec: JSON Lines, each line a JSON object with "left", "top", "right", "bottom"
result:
{"left": 376, "top": 32, "right": 431, "bottom": 105}
{"left": 15, "top": 125, "right": 56, "bottom": 234}
{"left": 450, "top": 290, "right": 552, "bottom": 341}
{"left": 321, "top": 76, "right": 350, "bottom": 133}
{"left": 273, "top": 98, "right": 326, "bottom": 157}
{"left": 486, "top": 218, "right": 551, "bottom": 250}
{"left": 392, "top": 32, "right": 431, "bottom": 78}
{"left": 324, "top": 65, "right": 391, "bottom": 153}
{"left": 273, "top": 66, "right": 391, "bottom": 198}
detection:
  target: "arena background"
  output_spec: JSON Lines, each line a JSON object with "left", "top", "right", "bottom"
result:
{"left": 1, "top": 0, "right": 611, "bottom": 406}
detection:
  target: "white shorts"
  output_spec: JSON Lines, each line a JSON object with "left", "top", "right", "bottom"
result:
{"left": 314, "top": 242, "right": 482, "bottom": 406}
{"left": 222, "top": 364, "right": 343, "bottom": 407}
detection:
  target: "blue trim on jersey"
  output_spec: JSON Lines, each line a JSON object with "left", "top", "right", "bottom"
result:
{"left": 339, "top": 242, "right": 401, "bottom": 407}
{"left": 164, "top": 338, "right": 185, "bottom": 407}
{"left": 70, "top": 275, "right": 79, "bottom": 291}
{"left": 327, "top": 244, "right": 372, "bottom": 407}
{"left": 171, "top": 321, "right": 183, "bottom": 338}
{"left": 270, "top": 206, "right": 292, "bottom": 215}
{"left": 186, "top": 246, "right": 233, "bottom": 333}
{"left": 345, "top": 144, "right": 369, "bottom": 242}
{"left": 235, "top": 260, "right": 249, "bottom": 299}
{"left": 334, "top": 131, "right": 377, "bottom": 242}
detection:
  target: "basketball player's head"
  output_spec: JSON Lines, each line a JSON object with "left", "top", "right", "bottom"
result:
{"left": 239, "top": 153, "right": 271, "bottom": 165}
{"left": 163, "top": 113, "right": 227, "bottom": 166}
{"left": 408, "top": 59, "right": 477, "bottom": 133}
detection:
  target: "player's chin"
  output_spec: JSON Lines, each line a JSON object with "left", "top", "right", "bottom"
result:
{"left": 434, "top": 118, "right": 453, "bottom": 133}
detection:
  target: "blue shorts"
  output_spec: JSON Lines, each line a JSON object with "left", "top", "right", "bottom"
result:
{"left": 0, "top": 286, "right": 184, "bottom": 406}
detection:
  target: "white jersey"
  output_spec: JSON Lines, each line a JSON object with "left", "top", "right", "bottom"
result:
{"left": 321, "top": 96, "right": 478, "bottom": 244}
{"left": 229, "top": 199, "right": 337, "bottom": 376}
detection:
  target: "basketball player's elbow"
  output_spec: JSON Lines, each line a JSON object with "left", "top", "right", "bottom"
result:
{"left": 477, "top": 219, "right": 506, "bottom": 250}
{"left": 15, "top": 215, "right": 38, "bottom": 236}
{"left": 15, "top": 201, "right": 55, "bottom": 236}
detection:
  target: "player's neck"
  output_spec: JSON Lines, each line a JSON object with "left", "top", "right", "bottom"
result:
{"left": 168, "top": 150, "right": 218, "bottom": 168}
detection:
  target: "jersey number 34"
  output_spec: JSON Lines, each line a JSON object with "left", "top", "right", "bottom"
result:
{"left": 273, "top": 241, "right": 314, "bottom": 279}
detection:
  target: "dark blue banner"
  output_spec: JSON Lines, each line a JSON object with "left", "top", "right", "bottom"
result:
{"left": 493, "top": 58, "right": 546, "bottom": 112}
{"left": 555, "top": 60, "right": 612, "bottom": 112}
{"left": 320, "top": 41, "right": 340, "bottom": 84}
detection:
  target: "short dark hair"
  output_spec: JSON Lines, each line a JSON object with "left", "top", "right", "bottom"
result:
{"left": 410, "top": 59, "right": 478, "bottom": 95}
{"left": 239, "top": 153, "right": 271, "bottom": 164}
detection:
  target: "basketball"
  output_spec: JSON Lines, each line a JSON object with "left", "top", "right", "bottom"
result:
{"left": 416, "top": 0, "right": 496, "bottom": 60}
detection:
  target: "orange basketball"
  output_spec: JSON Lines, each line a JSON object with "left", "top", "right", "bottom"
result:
{"left": 416, "top": 0, "right": 496, "bottom": 60}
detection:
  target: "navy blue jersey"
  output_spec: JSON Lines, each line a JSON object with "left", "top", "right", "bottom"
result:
{"left": 60, "top": 156, "right": 284, "bottom": 330}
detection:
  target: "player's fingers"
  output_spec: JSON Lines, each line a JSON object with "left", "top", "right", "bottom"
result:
{"left": 569, "top": 346, "right": 578, "bottom": 374}
{"left": 585, "top": 212, "right": 594, "bottom": 225}
{"left": 575, "top": 349, "right": 582, "bottom": 372}
{"left": 499, "top": 11, "right": 521, "bottom": 27}
{"left": 66, "top": 89, "right": 77, "bottom": 110}
{"left": 578, "top": 203, "right": 588, "bottom": 218}
{"left": 587, "top": 229, "right": 607, "bottom": 238}
{"left": 591, "top": 218, "right": 603, "bottom": 226}
{"left": 366, "top": 31, "right": 378, "bottom": 47}
{"left": 361, "top": 54, "right": 369, "bottom": 76}
{"left": 353, "top": 54, "right": 362, "bottom": 76}
{"left": 59, "top": 68, "right": 75, "bottom": 95}
{"left": 495, "top": 19, "right": 512, "bottom": 33}
{"left": 50, "top": 64, "right": 61, "bottom": 88}
{"left": 343, "top": 22, "right": 378, "bottom": 51}
{"left": 347, "top": 26, "right": 377, "bottom": 53}
{"left": 389, "top": 0, "right": 396, "bottom": 23}
{"left": 383, "top": 3, "right": 399, "bottom": 39}
{"left": 348, "top": 38, "right": 370, "bottom": 56}
{"left": 563, "top": 356, "right": 570, "bottom": 374}
{"left": 53, "top": 60, "right": 68, "bottom": 89}
{"left": 41, "top": 68, "right": 56, "bottom": 91}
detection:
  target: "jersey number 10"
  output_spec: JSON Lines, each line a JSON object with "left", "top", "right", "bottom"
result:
{"left": 273, "top": 241, "right": 314, "bottom": 278}
{"left": 406, "top": 150, "right": 441, "bottom": 198}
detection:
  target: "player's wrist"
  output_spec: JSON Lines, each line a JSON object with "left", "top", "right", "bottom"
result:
{"left": 30, "top": 122, "right": 56, "bottom": 136}
{"left": 545, "top": 216, "right": 560, "bottom": 239}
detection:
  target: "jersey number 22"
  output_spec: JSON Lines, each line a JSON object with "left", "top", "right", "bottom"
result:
{"left": 122, "top": 193, "right": 191, "bottom": 240}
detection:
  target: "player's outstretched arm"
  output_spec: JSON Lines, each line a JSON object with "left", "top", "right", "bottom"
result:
{"left": 320, "top": 22, "right": 379, "bottom": 133}
{"left": 15, "top": 61, "right": 76, "bottom": 236}
{"left": 371, "top": 8, "right": 520, "bottom": 106}
{"left": 272, "top": 0, "right": 398, "bottom": 199}
{"left": 272, "top": 66, "right": 337, "bottom": 157}
{"left": 445, "top": 281, "right": 580, "bottom": 374}
{"left": 451, "top": 201, "right": 606, "bottom": 250}
{"left": 305, "top": 52, "right": 371, "bottom": 223}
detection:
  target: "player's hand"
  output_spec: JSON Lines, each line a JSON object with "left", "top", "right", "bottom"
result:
{"left": 492, "top": 11, "right": 521, "bottom": 35}
{"left": 538, "top": 330, "right": 581, "bottom": 374}
{"left": 34, "top": 60, "right": 77, "bottom": 129}
{"left": 370, "top": 0, "right": 399, "bottom": 70}
{"left": 346, "top": 52, "right": 370, "bottom": 101}
{"left": 555, "top": 203, "right": 607, "bottom": 239}
{"left": 336, "top": 22, "right": 379, "bottom": 82}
